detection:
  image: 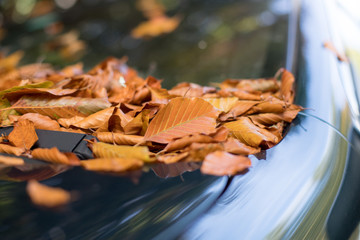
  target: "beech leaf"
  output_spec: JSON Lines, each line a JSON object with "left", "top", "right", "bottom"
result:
{"left": 18, "top": 113, "right": 60, "bottom": 130}
{"left": 204, "top": 97, "right": 238, "bottom": 112}
{"left": 95, "top": 132, "right": 144, "bottom": 145}
{"left": 201, "top": 151, "right": 251, "bottom": 176}
{"left": 0, "top": 155, "right": 24, "bottom": 166}
{"left": 31, "top": 147, "right": 80, "bottom": 166}
{"left": 26, "top": 180, "right": 71, "bottom": 208}
{"left": 0, "top": 144, "right": 24, "bottom": 156}
{"left": 91, "top": 142, "right": 152, "bottom": 162}
{"left": 224, "top": 117, "right": 279, "bottom": 148}
{"left": 81, "top": 158, "right": 143, "bottom": 172}
{"left": 144, "top": 97, "right": 219, "bottom": 144}
{"left": 8, "top": 119, "right": 38, "bottom": 150}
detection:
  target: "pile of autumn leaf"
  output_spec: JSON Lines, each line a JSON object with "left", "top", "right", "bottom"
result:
{"left": 0, "top": 53, "right": 301, "bottom": 206}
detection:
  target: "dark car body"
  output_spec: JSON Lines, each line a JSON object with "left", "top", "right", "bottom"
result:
{"left": 1, "top": 0, "right": 360, "bottom": 239}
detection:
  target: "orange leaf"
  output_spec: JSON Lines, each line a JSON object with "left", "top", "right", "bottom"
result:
{"left": 18, "top": 113, "right": 60, "bottom": 130}
{"left": 201, "top": 151, "right": 251, "bottom": 176}
{"left": 163, "top": 134, "right": 215, "bottom": 153}
{"left": 0, "top": 155, "right": 24, "bottom": 166}
{"left": 157, "top": 152, "right": 189, "bottom": 164}
{"left": 219, "top": 100, "right": 258, "bottom": 121}
{"left": 224, "top": 117, "right": 279, "bottom": 148}
{"left": 26, "top": 180, "right": 71, "bottom": 208}
{"left": 70, "top": 107, "right": 115, "bottom": 129}
{"left": 31, "top": 147, "right": 80, "bottom": 166}
{"left": 0, "top": 144, "right": 24, "bottom": 156}
{"left": 204, "top": 97, "right": 238, "bottom": 112}
{"left": 131, "top": 16, "right": 180, "bottom": 39}
{"left": 248, "top": 106, "right": 301, "bottom": 126}
{"left": 57, "top": 116, "right": 85, "bottom": 128}
{"left": 223, "top": 138, "right": 260, "bottom": 155}
{"left": 96, "top": 132, "right": 144, "bottom": 145}
{"left": 144, "top": 97, "right": 219, "bottom": 144}
{"left": 152, "top": 161, "right": 200, "bottom": 178}
{"left": 8, "top": 119, "right": 38, "bottom": 150}
{"left": 279, "top": 69, "right": 295, "bottom": 104}
{"left": 81, "top": 158, "right": 143, "bottom": 172}
{"left": 187, "top": 143, "right": 224, "bottom": 162}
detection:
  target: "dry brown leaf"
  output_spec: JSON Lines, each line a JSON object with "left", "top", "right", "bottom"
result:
{"left": 95, "top": 132, "right": 144, "bottom": 145}
{"left": 248, "top": 106, "right": 301, "bottom": 126}
{"left": 27, "top": 180, "right": 71, "bottom": 208}
{"left": 201, "top": 151, "right": 251, "bottom": 176}
{"left": 31, "top": 147, "right": 80, "bottom": 166}
{"left": 279, "top": 69, "right": 295, "bottom": 104}
{"left": 163, "top": 134, "right": 215, "bottom": 153}
{"left": 223, "top": 138, "right": 260, "bottom": 155}
{"left": 224, "top": 117, "right": 279, "bottom": 148}
{"left": 57, "top": 116, "right": 85, "bottom": 128}
{"left": 0, "top": 155, "right": 24, "bottom": 166}
{"left": 144, "top": 97, "right": 219, "bottom": 144}
{"left": 18, "top": 113, "right": 60, "bottom": 130}
{"left": 0, "top": 144, "right": 24, "bottom": 156}
{"left": 157, "top": 152, "right": 189, "bottom": 164}
{"left": 8, "top": 119, "right": 38, "bottom": 150}
{"left": 186, "top": 143, "right": 224, "bottom": 162}
{"left": 131, "top": 16, "right": 180, "bottom": 39}
{"left": 91, "top": 142, "right": 152, "bottom": 162}
{"left": 204, "top": 97, "right": 238, "bottom": 113}
{"left": 70, "top": 107, "right": 115, "bottom": 129}
{"left": 152, "top": 161, "right": 200, "bottom": 178}
{"left": 81, "top": 158, "right": 143, "bottom": 172}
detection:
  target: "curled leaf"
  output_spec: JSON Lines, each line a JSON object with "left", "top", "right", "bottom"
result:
{"left": 224, "top": 117, "right": 279, "bottom": 148}
{"left": 0, "top": 155, "right": 24, "bottom": 166}
{"left": 223, "top": 138, "right": 260, "bottom": 155}
{"left": 204, "top": 97, "right": 238, "bottom": 112}
{"left": 96, "top": 132, "right": 144, "bottom": 145}
{"left": 81, "top": 158, "right": 143, "bottom": 172}
{"left": 201, "top": 151, "right": 251, "bottom": 176}
{"left": 26, "top": 180, "right": 71, "bottom": 208}
{"left": 31, "top": 147, "right": 80, "bottom": 166}
{"left": 91, "top": 142, "right": 152, "bottom": 162}
{"left": 0, "top": 144, "right": 24, "bottom": 156}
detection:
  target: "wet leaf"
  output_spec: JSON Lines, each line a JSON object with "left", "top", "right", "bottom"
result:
{"left": 8, "top": 119, "right": 38, "bottom": 150}
{"left": 201, "top": 151, "right": 251, "bottom": 176}
{"left": 81, "top": 158, "right": 143, "bottom": 172}
{"left": 27, "top": 180, "right": 71, "bottom": 208}
{"left": 91, "top": 142, "right": 152, "bottom": 162}
{"left": 31, "top": 147, "right": 80, "bottom": 166}
{"left": 144, "top": 97, "right": 219, "bottom": 144}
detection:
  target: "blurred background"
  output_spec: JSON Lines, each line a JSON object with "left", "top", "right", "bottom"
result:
{"left": 0, "top": 0, "right": 289, "bottom": 89}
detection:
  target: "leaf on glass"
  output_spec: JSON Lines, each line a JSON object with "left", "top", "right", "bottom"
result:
{"left": 91, "top": 142, "right": 152, "bottom": 162}
{"left": 0, "top": 144, "right": 24, "bottom": 156}
{"left": 201, "top": 151, "right": 251, "bottom": 176}
{"left": 163, "top": 134, "right": 215, "bottom": 153}
{"left": 31, "top": 147, "right": 80, "bottom": 166}
{"left": 203, "top": 97, "right": 238, "bottom": 113}
{"left": 223, "top": 137, "right": 260, "bottom": 155}
{"left": 8, "top": 119, "right": 38, "bottom": 150}
{"left": 248, "top": 106, "right": 301, "bottom": 126}
{"left": 9, "top": 96, "right": 111, "bottom": 118}
{"left": 224, "top": 117, "right": 279, "bottom": 148}
{"left": 81, "top": 158, "right": 143, "bottom": 172}
{"left": 279, "top": 69, "right": 295, "bottom": 104}
{"left": 18, "top": 113, "right": 60, "bottom": 130}
{"left": 70, "top": 107, "right": 115, "bottom": 129}
{"left": 144, "top": 97, "right": 219, "bottom": 144}
{"left": 187, "top": 143, "right": 224, "bottom": 162}
{"left": 157, "top": 152, "right": 189, "bottom": 164}
{"left": 26, "top": 180, "right": 71, "bottom": 208}
{"left": 0, "top": 155, "right": 24, "bottom": 166}
{"left": 95, "top": 132, "right": 144, "bottom": 145}
{"left": 3, "top": 87, "right": 77, "bottom": 103}
{"left": 57, "top": 116, "right": 85, "bottom": 128}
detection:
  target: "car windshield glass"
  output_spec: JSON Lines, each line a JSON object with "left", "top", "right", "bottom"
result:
{"left": 1, "top": 0, "right": 289, "bottom": 88}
